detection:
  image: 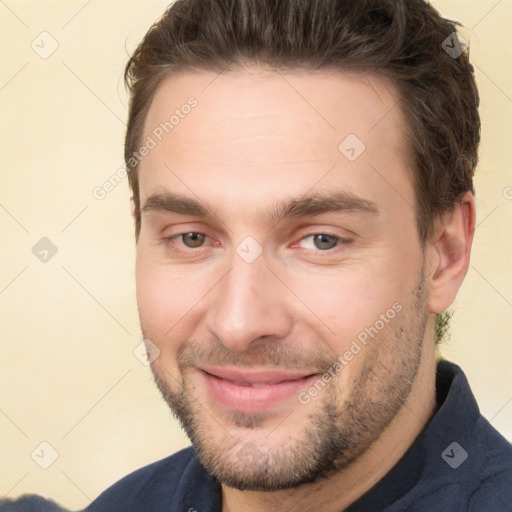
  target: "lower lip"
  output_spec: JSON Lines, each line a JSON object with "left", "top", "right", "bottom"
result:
{"left": 199, "top": 370, "right": 319, "bottom": 414}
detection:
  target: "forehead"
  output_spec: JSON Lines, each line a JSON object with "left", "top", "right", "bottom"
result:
{"left": 138, "top": 67, "right": 413, "bottom": 218}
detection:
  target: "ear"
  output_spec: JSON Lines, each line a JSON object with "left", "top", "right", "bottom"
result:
{"left": 427, "top": 191, "right": 476, "bottom": 314}
{"left": 130, "top": 197, "right": 136, "bottom": 219}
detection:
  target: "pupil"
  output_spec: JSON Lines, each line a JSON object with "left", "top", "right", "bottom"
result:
{"left": 314, "top": 234, "right": 336, "bottom": 250}
{"left": 183, "top": 232, "right": 204, "bottom": 247}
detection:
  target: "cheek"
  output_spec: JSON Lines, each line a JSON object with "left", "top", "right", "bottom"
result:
{"left": 282, "top": 259, "right": 412, "bottom": 352}
{"left": 136, "top": 262, "right": 206, "bottom": 376}
{"left": 135, "top": 254, "right": 205, "bottom": 343}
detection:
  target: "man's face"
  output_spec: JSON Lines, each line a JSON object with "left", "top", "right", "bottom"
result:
{"left": 135, "top": 68, "right": 430, "bottom": 490}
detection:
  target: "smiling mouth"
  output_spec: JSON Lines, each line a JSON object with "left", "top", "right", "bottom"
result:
{"left": 201, "top": 365, "right": 318, "bottom": 385}
{"left": 198, "top": 366, "right": 321, "bottom": 414}
{"left": 203, "top": 371, "right": 315, "bottom": 386}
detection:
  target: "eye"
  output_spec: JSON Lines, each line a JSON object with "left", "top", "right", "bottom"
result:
{"left": 161, "top": 230, "right": 217, "bottom": 258}
{"left": 180, "top": 232, "right": 206, "bottom": 248}
{"left": 299, "top": 234, "right": 342, "bottom": 250}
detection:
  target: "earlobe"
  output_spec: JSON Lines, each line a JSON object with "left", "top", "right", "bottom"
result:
{"left": 427, "top": 192, "right": 476, "bottom": 314}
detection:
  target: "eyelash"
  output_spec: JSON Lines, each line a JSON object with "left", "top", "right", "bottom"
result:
{"left": 163, "top": 233, "right": 214, "bottom": 254}
{"left": 163, "top": 232, "right": 350, "bottom": 253}
{"left": 296, "top": 233, "right": 349, "bottom": 250}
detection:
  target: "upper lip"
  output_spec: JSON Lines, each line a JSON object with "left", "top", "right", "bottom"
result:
{"left": 199, "top": 365, "right": 318, "bottom": 385}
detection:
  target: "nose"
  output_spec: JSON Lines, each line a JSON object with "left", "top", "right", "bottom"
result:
{"left": 204, "top": 253, "right": 293, "bottom": 352}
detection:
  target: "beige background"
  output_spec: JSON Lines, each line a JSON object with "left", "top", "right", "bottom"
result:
{"left": 0, "top": 0, "right": 511, "bottom": 509}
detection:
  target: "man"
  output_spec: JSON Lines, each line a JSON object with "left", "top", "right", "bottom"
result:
{"left": 2, "top": 0, "right": 511, "bottom": 511}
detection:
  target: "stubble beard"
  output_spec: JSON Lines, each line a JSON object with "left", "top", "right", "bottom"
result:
{"left": 147, "top": 274, "right": 428, "bottom": 491}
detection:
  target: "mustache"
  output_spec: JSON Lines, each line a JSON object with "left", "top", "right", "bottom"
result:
{"left": 176, "top": 337, "right": 337, "bottom": 373}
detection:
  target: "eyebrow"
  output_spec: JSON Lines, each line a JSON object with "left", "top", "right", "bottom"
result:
{"left": 141, "top": 191, "right": 379, "bottom": 223}
{"left": 268, "top": 192, "right": 379, "bottom": 224}
{"left": 142, "top": 193, "right": 211, "bottom": 217}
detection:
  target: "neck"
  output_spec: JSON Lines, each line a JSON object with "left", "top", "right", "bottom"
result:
{"left": 221, "top": 339, "right": 437, "bottom": 512}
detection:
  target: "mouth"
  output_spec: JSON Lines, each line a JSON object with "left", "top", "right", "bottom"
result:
{"left": 197, "top": 366, "right": 321, "bottom": 414}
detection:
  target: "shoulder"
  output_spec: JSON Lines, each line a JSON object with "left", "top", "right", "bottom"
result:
{"left": 439, "top": 361, "right": 512, "bottom": 508}
{"left": 85, "top": 445, "right": 220, "bottom": 512}
{"left": 466, "top": 418, "right": 512, "bottom": 510}
{"left": 90, "top": 445, "right": 196, "bottom": 499}
{"left": 0, "top": 448, "right": 219, "bottom": 512}
{"left": 0, "top": 495, "right": 69, "bottom": 512}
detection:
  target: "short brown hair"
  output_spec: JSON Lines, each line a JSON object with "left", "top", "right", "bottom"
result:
{"left": 125, "top": 0, "right": 480, "bottom": 243}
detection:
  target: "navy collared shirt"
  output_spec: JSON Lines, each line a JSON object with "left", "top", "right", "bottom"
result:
{"left": 2, "top": 361, "right": 512, "bottom": 511}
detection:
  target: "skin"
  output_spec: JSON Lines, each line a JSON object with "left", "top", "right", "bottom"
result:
{"left": 134, "top": 67, "right": 475, "bottom": 512}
